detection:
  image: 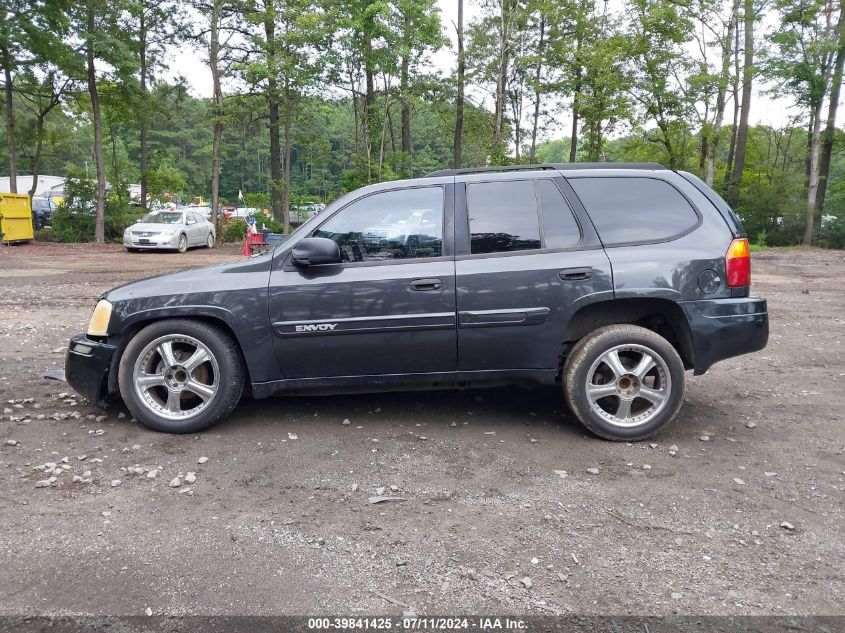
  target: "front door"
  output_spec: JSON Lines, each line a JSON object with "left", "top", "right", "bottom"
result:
{"left": 269, "top": 184, "right": 457, "bottom": 379}
{"left": 454, "top": 174, "right": 614, "bottom": 372}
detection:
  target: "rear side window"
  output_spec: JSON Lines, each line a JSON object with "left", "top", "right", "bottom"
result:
{"left": 467, "top": 180, "right": 541, "bottom": 254}
{"left": 536, "top": 179, "right": 581, "bottom": 249}
{"left": 569, "top": 177, "right": 699, "bottom": 245}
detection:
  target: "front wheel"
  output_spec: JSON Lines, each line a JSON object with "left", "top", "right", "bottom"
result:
{"left": 118, "top": 319, "right": 245, "bottom": 433}
{"left": 177, "top": 234, "right": 188, "bottom": 253}
{"left": 563, "top": 325, "right": 685, "bottom": 441}
{"left": 206, "top": 232, "right": 215, "bottom": 249}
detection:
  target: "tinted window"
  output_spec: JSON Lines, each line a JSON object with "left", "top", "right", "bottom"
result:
{"left": 314, "top": 187, "right": 443, "bottom": 262}
{"left": 467, "top": 180, "right": 541, "bottom": 254}
{"left": 569, "top": 177, "right": 699, "bottom": 245}
{"left": 537, "top": 179, "right": 581, "bottom": 249}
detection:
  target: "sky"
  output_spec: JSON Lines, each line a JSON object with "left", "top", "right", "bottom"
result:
{"left": 166, "top": 0, "right": 825, "bottom": 143}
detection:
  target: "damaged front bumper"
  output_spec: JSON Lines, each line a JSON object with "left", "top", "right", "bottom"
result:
{"left": 64, "top": 335, "right": 116, "bottom": 407}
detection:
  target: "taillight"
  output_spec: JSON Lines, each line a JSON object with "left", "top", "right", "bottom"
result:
{"left": 725, "top": 238, "right": 751, "bottom": 287}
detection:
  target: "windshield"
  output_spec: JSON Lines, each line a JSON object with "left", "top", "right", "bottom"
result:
{"left": 141, "top": 211, "right": 183, "bottom": 224}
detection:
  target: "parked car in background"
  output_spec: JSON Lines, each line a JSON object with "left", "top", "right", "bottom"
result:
{"left": 224, "top": 207, "right": 259, "bottom": 220}
{"left": 31, "top": 197, "right": 56, "bottom": 229}
{"left": 123, "top": 208, "right": 215, "bottom": 253}
{"left": 67, "top": 163, "right": 767, "bottom": 440}
{"left": 190, "top": 205, "right": 212, "bottom": 220}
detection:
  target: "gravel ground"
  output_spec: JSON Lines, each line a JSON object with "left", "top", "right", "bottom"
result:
{"left": 0, "top": 242, "right": 843, "bottom": 617}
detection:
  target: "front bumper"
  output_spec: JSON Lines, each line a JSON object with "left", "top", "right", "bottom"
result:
{"left": 124, "top": 233, "right": 180, "bottom": 249}
{"left": 65, "top": 335, "right": 117, "bottom": 407}
{"left": 680, "top": 297, "right": 769, "bottom": 375}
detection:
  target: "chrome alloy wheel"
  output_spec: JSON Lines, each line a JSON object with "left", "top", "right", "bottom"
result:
{"left": 584, "top": 343, "right": 671, "bottom": 428}
{"left": 132, "top": 334, "right": 219, "bottom": 420}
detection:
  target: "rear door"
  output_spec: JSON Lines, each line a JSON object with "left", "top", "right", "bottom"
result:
{"left": 454, "top": 173, "right": 614, "bottom": 372}
{"left": 268, "top": 183, "right": 458, "bottom": 379}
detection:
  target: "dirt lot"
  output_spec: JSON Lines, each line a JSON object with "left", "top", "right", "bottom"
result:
{"left": 0, "top": 241, "right": 843, "bottom": 617}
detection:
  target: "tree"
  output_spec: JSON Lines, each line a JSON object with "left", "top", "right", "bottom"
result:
{"left": 690, "top": 0, "right": 741, "bottom": 185}
{"left": 626, "top": 0, "right": 696, "bottom": 169}
{"left": 128, "top": 0, "right": 183, "bottom": 209}
{"left": 467, "top": 0, "right": 525, "bottom": 163}
{"left": 193, "top": 0, "right": 239, "bottom": 225}
{"left": 453, "top": 0, "right": 465, "bottom": 168}
{"left": 16, "top": 69, "right": 75, "bottom": 199}
{"left": 814, "top": 2, "right": 844, "bottom": 217}
{"left": 67, "top": 0, "right": 137, "bottom": 242}
{"left": 768, "top": 0, "right": 841, "bottom": 243}
{"left": 726, "top": 0, "right": 756, "bottom": 207}
{"left": 240, "top": 0, "right": 328, "bottom": 231}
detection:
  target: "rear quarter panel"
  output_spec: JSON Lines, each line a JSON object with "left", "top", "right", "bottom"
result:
{"left": 569, "top": 171, "right": 736, "bottom": 302}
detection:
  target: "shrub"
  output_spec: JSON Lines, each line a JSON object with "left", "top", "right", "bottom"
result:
{"left": 52, "top": 207, "right": 96, "bottom": 243}
{"left": 222, "top": 219, "right": 248, "bottom": 243}
{"left": 53, "top": 175, "right": 137, "bottom": 242}
{"left": 34, "top": 227, "right": 56, "bottom": 242}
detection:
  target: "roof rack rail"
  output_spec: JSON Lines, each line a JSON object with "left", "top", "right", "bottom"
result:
{"left": 423, "top": 162, "right": 666, "bottom": 178}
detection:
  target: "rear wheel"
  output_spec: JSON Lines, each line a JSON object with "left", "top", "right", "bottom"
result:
{"left": 118, "top": 319, "right": 245, "bottom": 433}
{"left": 563, "top": 325, "right": 685, "bottom": 441}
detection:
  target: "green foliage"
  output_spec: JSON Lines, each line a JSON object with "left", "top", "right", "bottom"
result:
{"left": 53, "top": 173, "right": 136, "bottom": 242}
{"left": 221, "top": 219, "right": 248, "bottom": 243}
{"left": 243, "top": 192, "right": 271, "bottom": 210}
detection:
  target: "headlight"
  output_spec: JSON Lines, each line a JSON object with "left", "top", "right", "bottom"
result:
{"left": 160, "top": 229, "right": 176, "bottom": 238}
{"left": 87, "top": 300, "right": 113, "bottom": 337}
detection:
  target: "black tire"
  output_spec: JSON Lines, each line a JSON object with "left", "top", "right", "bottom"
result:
{"left": 206, "top": 232, "right": 215, "bottom": 249}
{"left": 177, "top": 233, "right": 188, "bottom": 253}
{"left": 118, "top": 319, "right": 245, "bottom": 433}
{"left": 563, "top": 324, "right": 685, "bottom": 441}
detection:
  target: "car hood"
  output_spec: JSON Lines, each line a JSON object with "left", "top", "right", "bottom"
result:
{"left": 129, "top": 222, "right": 182, "bottom": 232}
{"left": 104, "top": 256, "right": 272, "bottom": 303}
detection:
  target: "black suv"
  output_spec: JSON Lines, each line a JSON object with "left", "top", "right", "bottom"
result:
{"left": 65, "top": 163, "right": 768, "bottom": 440}
{"left": 32, "top": 197, "right": 55, "bottom": 229}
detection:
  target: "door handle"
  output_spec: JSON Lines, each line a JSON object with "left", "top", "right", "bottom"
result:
{"left": 559, "top": 267, "right": 593, "bottom": 281}
{"left": 410, "top": 278, "right": 443, "bottom": 291}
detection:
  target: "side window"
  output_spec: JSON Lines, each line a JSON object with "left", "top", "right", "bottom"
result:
{"left": 536, "top": 179, "right": 581, "bottom": 249}
{"left": 186, "top": 213, "right": 196, "bottom": 224}
{"left": 466, "top": 180, "right": 541, "bottom": 254}
{"left": 569, "top": 177, "right": 699, "bottom": 245}
{"left": 313, "top": 187, "right": 443, "bottom": 262}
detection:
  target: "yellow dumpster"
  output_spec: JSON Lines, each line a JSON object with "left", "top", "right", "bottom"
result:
{"left": 0, "top": 192, "right": 33, "bottom": 244}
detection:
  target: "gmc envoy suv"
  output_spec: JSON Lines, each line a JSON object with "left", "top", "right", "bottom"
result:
{"left": 65, "top": 163, "right": 768, "bottom": 441}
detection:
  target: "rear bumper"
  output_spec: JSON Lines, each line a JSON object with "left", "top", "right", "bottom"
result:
{"left": 680, "top": 297, "right": 768, "bottom": 375}
{"left": 65, "top": 335, "right": 117, "bottom": 407}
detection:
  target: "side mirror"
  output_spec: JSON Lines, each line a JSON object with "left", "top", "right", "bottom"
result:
{"left": 291, "top": 237, "right": 341, "bottom": 267}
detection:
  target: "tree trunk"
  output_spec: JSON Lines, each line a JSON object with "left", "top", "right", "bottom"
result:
{"left": 87, "top": 6, "right": 106, "bottom": 243}
{"left": 724, "top": 21, "right": 741, "bottom": 187}
{"left": 493, "top": 0, "right": 512, "bottom": 153}
{"left": 139, "top": 7, "right": 148, "bottom": 208}
{"left": 400, "top": 15, "right": 411, "bottom": 174}
{"left": 363, "top": 0, "right": 376, "bottom": 181}
{"left": 282, "top": 86, "right": 292, "bottom": 234}
{"left": 529, "top": 15, "right": 545, "bottom": 163}
{"left": 569, "top": 37, "right": 582, "bottom": 163}
{"left": 453, "top": 0, "right": 464, "bottom": 169}
{"left": 1, "top": 45, "right": 16, "bottom": 193}
{"left": 264, "top": 6, "right": 283, "bottom": 223}
{"left": 815, "top": 22, "right": 845, "bottom": 216}
{"left": 27, "top": 114, "right": 45, "bottom": 200}
{"left": 726, "top": 0, "right": 753, "bottom": 207}
{"left": 209, "top": 0, "right": 223, "bottom": 226}
{"left": 706, "top": 0, "right": 739, "bottom": 186}
{"left": 804, "top": 99, "right": 824, "bottom": 245}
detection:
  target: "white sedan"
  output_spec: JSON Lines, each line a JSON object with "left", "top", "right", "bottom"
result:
{"left": 123, "top": 209, "right": 216, "bottom": 253}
